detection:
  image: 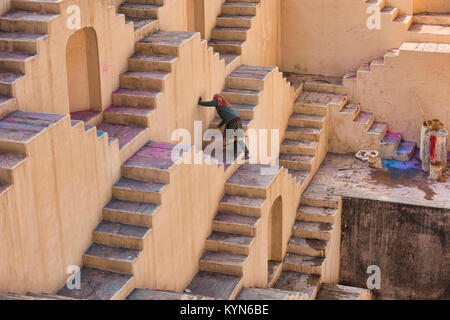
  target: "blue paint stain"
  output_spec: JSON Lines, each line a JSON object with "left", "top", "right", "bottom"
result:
{"left": 97, "top": 131, "right": 106, "bottom": 138}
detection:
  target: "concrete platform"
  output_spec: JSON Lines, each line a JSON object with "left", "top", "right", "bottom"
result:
{"left": 308, "top": 151, "right": 450, "bottom": 209}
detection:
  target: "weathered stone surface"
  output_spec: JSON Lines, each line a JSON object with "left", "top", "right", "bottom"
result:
{"left": 273, "top": 271, "right": 320, "bottom": 299}
{"left": 186, "top": 271, "right": 241, "bottom": 300}
{"left": 96, "top": 123, "right": 146, "bottom": 150}
{"left": 0, "top": 153, "right": 25, "bottom": 169}
{"left": 340, "top": 196, "right": 449, "bottom": 299}
{"left": 57, "top": 268, "right": 133, "bottom": 300}
{"left": 316, "top": 283, "right": 368, "bottom": 300}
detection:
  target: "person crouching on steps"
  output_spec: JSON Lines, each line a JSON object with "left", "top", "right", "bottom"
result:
{"left": 198, "top": 94, "right": 250, "bottom": 160}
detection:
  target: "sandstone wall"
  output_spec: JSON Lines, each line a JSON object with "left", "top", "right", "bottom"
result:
{"left": 15, "top": 0, "right": 135, "bottom": 114}
{"left": 340, "top": 197, "right": 449, "bottom": 299}
{"left": 241, "top": 0, "right": 281, "bottom": 67}
{"left": 414, "top": 0, "right": 450, "bottom": 13}
{"left": 0, "top": 0, "right": 11, "bottom": 16}
{"left": 352, "top": 45, "right": 450, "bottom": 151}
{"left": 281, "top": 0, "right": 411, "bottom": 76}
{"left": 0, "top": 117, "right": 121, "bottom": 294}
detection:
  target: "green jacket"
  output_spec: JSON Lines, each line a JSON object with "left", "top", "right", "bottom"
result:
{"left": 199, "top": 99, "right": 241, "bottom": 128}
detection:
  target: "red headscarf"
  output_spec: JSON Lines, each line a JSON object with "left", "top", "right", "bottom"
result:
{"left": 214, "top": 93, "right": 232, "bottom": 108}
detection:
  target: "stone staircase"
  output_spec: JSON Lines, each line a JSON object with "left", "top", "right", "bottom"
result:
{"left": 279, "top": 90, "right": 339, "bottom": 187}
{"left": 365, "top": 0, "right": 450, "bottom": 44}
{"left": 210, "top": 0, "right": 261, "bottom": 74}
{"left": 0, "top": 2, "right": 59, "bottom": 118}
{"left": 73, "top": 29, "right": 199, "bottom": 163}
{"left": 57, "top": 140, "right": 187, "bottom": 300}
{"left": 284, "top": 73, "right": 417, "bottom": 161}
{"left": 117, "top": 0, "right": 163, "bottom": 41}
{"left": 186, "top": 164, "right": 281, "bottom": 300}
{"left": 271, "top": 187, "right": 340, "bottom": 300}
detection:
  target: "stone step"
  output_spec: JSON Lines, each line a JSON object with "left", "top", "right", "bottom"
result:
{"left": 103, "top": 198, "right": 159, "bottom": 227}
{"left": 120, "top": 70, "right": 170, "bottom": 91}
{"left": 225, "top": 164, "right": 281, "bottom": 198}
{"left": 0, "top": 183, "right": 11, "bottom": 195}
{"left": 279, "top": 153, "right": 314, "bottom": 171}
{"left": 316, "top": 283, "right": 372, "bottom": 300}
{"left": 226, "top": 64, "right": 275, "bottom": 90}
{"left": 280, "top": 139, "right": 318, "bottom": 156}
{"left": 0, "top": 49, "right": 35, "bottom": 73}
{"left": 210, "top": 39, "right": 245, "bottom": 55}
{"left": 413, "top": 13, "right": 450, "bottom": 26}
{"left": 289, "top": 113, "right": 325, "bottom": 128}
{"left": 8, "top": 293, "right": 77, "bottom": 300}
{"left": 57, "top": 268, "right": 135, "bottom": 300}
{"left": 340, "top": 103, "right": 361, "bottom": 121}
{"left": 186, "top": 271, "right": 243, "bottom": 300}
{"left": 70, "top": 110, "right": 102, "bottom": 126}
{"left": 222, "top": 1, "right": 260, "bottom": 16}
{"left": 219, "top": 194, "right": 265, "bottom": 217}
{"left": 0, "top": 10, "right": 58, "bottom": 34}
{"left": 212, "top": 26, "right": 249, "bottom": 41}
{"left": 368, "top": 121, "right": 389, "bottom": 138}
{"left": 219, "top": 53, "right": 241, "bottom": 74}
{"left": 96, "top": 122, "right": 147, "bottom": 152}
{"left": 393, "top": 140, "right": 416, "bottom": 161}
{"left": 200, "top": 250, "right": 247, "bottom": 276}
{"left": 103, "top": 105, "right": 154, "bottom": 127}
{"left": 287, "top": 169, "right": 310, "bottom": 185}
{"left": 217, "top": 14, "right": 255, "bottom": 28}
{"left": 354, "top": 111, "right": 375, "bottom": 130}
{"left": 0, "top": 110, "right": 64, "bottom": 142}
{"left": 297, "top": 205, "right": 338, "bottom": 224}
{"left": 11, "top": 0, "right": 63, "bottom": 14}
{"left": 283, "top": 253, "right": 325, "bottom": 276}
{"left": 394, "top": 14, "right": 413, "bottom": 27}
{"left": 292, "top": 220, "right": 332, "bottom": 241}
{"left": 273, "top": 271, "right": 320, "bottom": 300}
{"left": 83, "top": 244, "right": 140, "bottom": 275}
{"left": 118, "top": 2, "right": 162, "bottom": 19}
{"left": 288, "top": 236, "right": 329, "bottom": 257}
{"left": 295, "top": 91, "right": 347, "bottom": 116}
{"left": 112, "top": 177, "right": 166, "bottom": 204}
{"left": 212, "top": 212, "right": 259, "bottom": 236}
{"left": 237, "top": 287, "right": 306, "bottom": 300}
{"left": 206, "top": 231, "right": 253, "bottom": 255}
{"left": 302, "top": 185, "right": 339, "bottom": 209}
{"left": 380, "top": 131, "right": 402, "bottom": 158}
{"left": 0, "top": 31, "right": 45, "bottom": 53}
{"left": 222, "top": 87, "right": 261, "bottom": 105}
{"left": 93, "top": 220, "right": 151, "bottom": 250}
{"left": 0, "top": 71, "right": 24, "bottom": 96}
{"left": 111, "top": 87, "right": 162, "bottom": 109}
{"left": 0, "top": 94, "right": 16, "bottom": 118}
{"left": 126, "top": 289, "right": 211, "bottom": 300}
{"left": 409, "top": 23, "right": 450, "bottom": 38}
{"left": 125, "top": 18, "right": 159, "bottom": 41}
{"left": 380, "top": 6, "right": 399, "bottom": 20}
{"left": 136, "top": 30, "right": 197, "bottom": 56}
{"left": 121, "top": 141, "right": 184, "bottom": 184}
{"left": 285, "top": 126, "right": 322, "bottom": 142}
{"left": 128, "top": 53, "right": 177, "bottom": 73}
{"left": 0, "top": 153, "right": 26, "bottom": 184}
